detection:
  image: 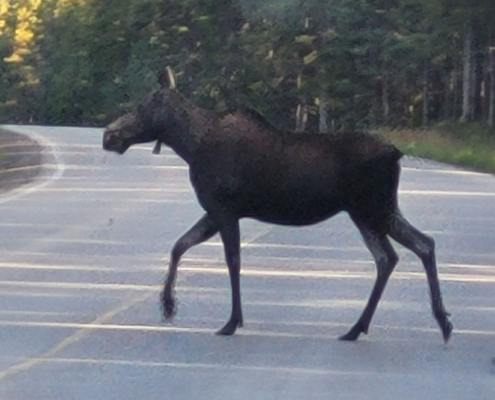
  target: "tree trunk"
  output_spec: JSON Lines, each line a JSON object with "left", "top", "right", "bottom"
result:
{"left": 489, "top": 47, "right": 495, "bottom": 127}
{"left": 444, "top": 69, "right": 455, "bottom": 121}
{"left": 461, "top": 20, "right": 474, "bottom": 122}
{"left": 382, "top": 77, "right": 390, "bottom": 124}
{"left": 295, "top": 104, "right": 302, "bottom": 132}
{"left": 295, "top": 72, "right": 306, "bottom": 132}
{"left": 295, "top": 104, "right": 308, "bottom": 132}
{"left": 422, "top": 63, "right": 429, "bottom": 126}
{"left": 482, "top": 51, "right": 490, "bottom": 120}
{"left": 454, "top": 62, "right": 463, "bottom": 120}
{"left": 474, "top": 50, "right": 484, "bottom": 119}
{"left": 301, "top": 106, "right": 308, "bottom": 132}
{"left": 318, "top": 92, "right": 328, "bottom": 133}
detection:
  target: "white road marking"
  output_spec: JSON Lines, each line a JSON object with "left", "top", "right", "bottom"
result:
{"left": 0, "top": 356, "right": 425, "bottom": 376}
{"left": 400, "top": 189, "right": 495, "bottom": 197}
{"left": 0, "top": 321, "right": 493, "bottom": 339}
{"left": 0, "top": 293, "right": 152, "bottom": 382}
{"left": 403, "top": 166, "right": 491, "bottom": 177}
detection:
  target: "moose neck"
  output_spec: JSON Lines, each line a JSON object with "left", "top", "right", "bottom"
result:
{"left": 161, "top": 92, "right": 213, "bottom": 164}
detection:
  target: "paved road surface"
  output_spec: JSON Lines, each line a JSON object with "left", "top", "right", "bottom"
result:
{"left": 0, "top": 125, "right": 494, "bottom": 399}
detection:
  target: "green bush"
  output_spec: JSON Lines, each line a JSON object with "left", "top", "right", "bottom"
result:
{"left": 382, "top": 123, "right": 495, "bottom": 172}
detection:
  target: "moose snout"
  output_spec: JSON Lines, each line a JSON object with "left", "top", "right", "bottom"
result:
{"left": 102, "top": 130, "right": 114, "bottom": 151}
{"left": 102, "top": 130, "right": 126, "bottom": 154}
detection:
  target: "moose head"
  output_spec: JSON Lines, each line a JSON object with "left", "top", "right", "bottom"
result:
{"left": 102, "top": 67, "right": 178, "bottom": 155}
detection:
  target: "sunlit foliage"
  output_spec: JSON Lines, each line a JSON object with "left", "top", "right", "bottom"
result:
{"left": 0, "top": 0, "right": 494, "bottom": 129}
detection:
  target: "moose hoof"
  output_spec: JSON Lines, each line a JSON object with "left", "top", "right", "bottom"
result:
{"left": 434, "top": 309, "right": 453, "bottom": 343}
{"left": 441, "top": 318, "right": 453, "bottom": 343}
{"left": 339, "top": 322, "right": 367, "bottom": 341}
{"left": 162, "top": 297, "right": 177, "bottom": 320}
{"left": 216, "top": 318, "right": 240, "bottom": 336}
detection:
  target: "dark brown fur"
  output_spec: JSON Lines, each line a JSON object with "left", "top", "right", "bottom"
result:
{"left": 103, "top": 78, "right": 452, "bottom": 342}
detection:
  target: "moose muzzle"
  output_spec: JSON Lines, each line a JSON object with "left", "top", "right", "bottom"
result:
{"left": 102, "top": 129, "right": 129, "bottom": 154}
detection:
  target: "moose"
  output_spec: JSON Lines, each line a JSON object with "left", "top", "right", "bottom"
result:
{"left": 102, "top": 67, "right": 452, "bottom": 342}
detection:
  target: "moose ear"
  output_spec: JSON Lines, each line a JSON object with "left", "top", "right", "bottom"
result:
{"left": 158, "top": 66, "right": 177, "bottom": 90}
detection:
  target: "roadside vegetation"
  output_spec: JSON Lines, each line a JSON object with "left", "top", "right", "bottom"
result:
{"left": 1, "top": 1, "right": 495, "bottom": 171}
{"left": 382, "top": 123, "right": 495, "bottom": 173}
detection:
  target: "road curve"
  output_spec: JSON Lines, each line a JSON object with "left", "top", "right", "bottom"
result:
{"left": 0, "top": 125, "right": 494, "bottom": 400}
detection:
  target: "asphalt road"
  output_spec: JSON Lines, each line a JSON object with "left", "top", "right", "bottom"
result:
{"left": 0, "top": 125, "right": 494, "bottom": 400}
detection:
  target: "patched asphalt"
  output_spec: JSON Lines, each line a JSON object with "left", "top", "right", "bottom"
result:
{"left": 0, "top": 129, "right": 44, "bottom": 195}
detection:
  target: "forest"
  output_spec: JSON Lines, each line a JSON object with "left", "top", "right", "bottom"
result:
{"left": 1, "top": 0, "right": 495, "bottom": 133}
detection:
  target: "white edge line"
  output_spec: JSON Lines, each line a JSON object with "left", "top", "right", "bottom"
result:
{"left": 402, "top": 166, "right": 491, "bottom": 177}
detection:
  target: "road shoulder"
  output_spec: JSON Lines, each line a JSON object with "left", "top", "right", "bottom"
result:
{"left": 0, "top": 128, "right": 44, "bottom": 195}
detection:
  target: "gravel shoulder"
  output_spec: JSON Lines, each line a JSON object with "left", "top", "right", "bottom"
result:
{"left": 0, "top": 128, "right": 44, "bottom": 195}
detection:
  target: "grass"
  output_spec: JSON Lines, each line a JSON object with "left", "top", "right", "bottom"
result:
{"left": 381, "top": 122, "right": 495, "bottom": 173}
{"left": 0, "top": 134, "right": 5, "bottom": 167}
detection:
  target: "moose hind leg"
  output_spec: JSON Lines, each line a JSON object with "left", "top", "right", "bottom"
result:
{"left": 216, "top": 219, "right": 243, "bottom": 336}
{"left": 389, "top": 212, "right": 452, "bottom": 343}
{"left": 340, "top": 222, "right": 399, "bottom": 341}
{"left": 162, "top": 214, "right": 218, "bottom": 320}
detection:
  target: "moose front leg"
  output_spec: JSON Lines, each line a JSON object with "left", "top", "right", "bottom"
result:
{"left": 216, "top": 219, "right": 243, "bottom": 336}
{"left": 162, "top": 214, "right": 218, "bottom": 320}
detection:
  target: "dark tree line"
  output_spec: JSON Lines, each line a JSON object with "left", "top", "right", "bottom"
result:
{"left": 1, "top": 0, "right": 495, "bottom": 131}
